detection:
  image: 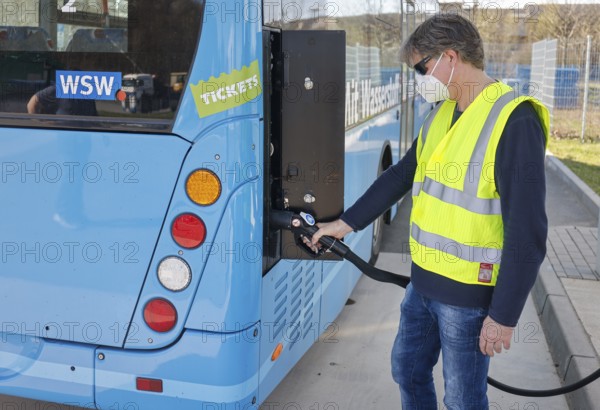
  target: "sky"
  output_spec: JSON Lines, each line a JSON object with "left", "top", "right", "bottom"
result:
{"left": 447, "top": 0, "right": 600, "bottom": 6}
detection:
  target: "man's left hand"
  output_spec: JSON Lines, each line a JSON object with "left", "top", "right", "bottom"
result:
{"left": 479, "top": 315, "right": 514, "bottom": 356}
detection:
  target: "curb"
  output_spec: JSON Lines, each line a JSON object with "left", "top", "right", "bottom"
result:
{"left": 536, "top": 154, "right": 600, "bottom": 409}
{"left": 532, "top": 261, "right": 600, "bottom": 410}
{"left": 546, "top": 154, "right": 600, "bottom": 218}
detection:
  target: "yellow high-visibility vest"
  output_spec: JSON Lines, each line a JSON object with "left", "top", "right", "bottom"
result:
{"left": 409, "top": 82, "right": 549, "bottom": 286}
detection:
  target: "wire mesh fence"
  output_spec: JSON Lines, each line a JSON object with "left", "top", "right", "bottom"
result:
{"left": 485, "top": 38, "right": 600, "bottom": 141}
{"left": 553, "top": 38, "right": 600, "bottom": 141}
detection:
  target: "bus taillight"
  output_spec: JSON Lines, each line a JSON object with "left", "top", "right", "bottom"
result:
{"left": 186, "top": 169, "right": 221, "bottom": 206}
{"left": 171, "top": 213, "right": 206, "bottom": 248}
{"left": 143, "top": 298, "right": 177, "bottom": 333}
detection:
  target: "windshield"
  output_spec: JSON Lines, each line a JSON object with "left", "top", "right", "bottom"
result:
{"left": 0, "top": 0, "right": 204, "bottom": 130}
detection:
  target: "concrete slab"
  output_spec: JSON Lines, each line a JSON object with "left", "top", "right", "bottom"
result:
{"left": 563, "top": 355, "right": 600, "bottom": 410}
{"left": 539, "top": 293, "right": 596, "bottom": 376}
{"left": 487, "top": 297, "right": 568, "bottom": 410}
{"left": 561, "top": 278, "right": 600, "bottom": 356}
{"left": 547, "top": 227, "right": 599, "bottom": 280}
{"left": 533, "top": 260, "right": 600, "bottom": 410}
{"left": 532, "top": 259, "right": 568, "bottom": 313}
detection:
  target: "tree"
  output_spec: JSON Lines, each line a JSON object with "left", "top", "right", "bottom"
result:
{"left": 529, "top": 2, "right": 600, "bottom": 66}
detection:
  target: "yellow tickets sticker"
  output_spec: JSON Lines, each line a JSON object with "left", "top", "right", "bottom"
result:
{"left": 190, "top": 60, "right": 262, "bottom": 118}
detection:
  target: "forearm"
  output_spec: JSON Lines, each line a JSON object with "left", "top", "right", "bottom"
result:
{"left": 27, "top": 95, "right": 39, "bottom": 114}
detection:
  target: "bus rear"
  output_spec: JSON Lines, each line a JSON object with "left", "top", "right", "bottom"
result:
{"left": 0, "top": 0, "right": 411, "bottom": 409}
{"left": 0, "top": 0, "right": 264, "bottom": 408}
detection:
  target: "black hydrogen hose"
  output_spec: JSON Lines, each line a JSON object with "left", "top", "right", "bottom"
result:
{"left": 270, "top": 210, "right": 600, "bottom": 397}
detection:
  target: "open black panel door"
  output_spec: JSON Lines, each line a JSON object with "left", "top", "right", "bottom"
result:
{"left": 263, "top": 29, "right": 346, "bottom": 268}
{"left": 279, "top": 30, "right": 346, "bottom": 260}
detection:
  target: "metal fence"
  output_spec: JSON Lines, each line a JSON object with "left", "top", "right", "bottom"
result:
{"left": 532, "top": 36, "right": 600, "bottom": 141}
{"left": 346, "top": 45, "right": 382, "bottom": 86}
{"left": 483, "top": 38, "right": 600, "bottom": 140}
{"left": 555, "top": 36, "right": 600, "bottom": 140}
{"left": 483, "top": 42, "right": 531, "bottom": 81}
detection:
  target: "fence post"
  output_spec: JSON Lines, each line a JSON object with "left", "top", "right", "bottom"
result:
{"left": 581, "top": 35, "right": 592, "bottom": 143}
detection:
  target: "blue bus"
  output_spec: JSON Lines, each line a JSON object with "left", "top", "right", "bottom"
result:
{"left": 0, "top": 0, "right": 431, "bottom": 408}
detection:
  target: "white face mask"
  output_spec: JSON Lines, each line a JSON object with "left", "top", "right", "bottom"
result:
{"left": 415, "top": 53, "right": 454, "bottom": 103}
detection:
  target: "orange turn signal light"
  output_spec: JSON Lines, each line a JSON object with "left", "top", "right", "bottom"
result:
{"left": 186, "top": 169, "right": 221, "bottom": 206}
{"left": 271, "top": 343, "right": 284, "bottom": 361}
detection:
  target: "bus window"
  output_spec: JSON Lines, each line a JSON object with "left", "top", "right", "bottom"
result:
{"left": 0, "top": 26, "right": 53, "bottom": 51}
{"left": 282, "top": 0, "right": 402, "bottom": 130}
{"left": 0, "top": 0, "right": 204, "bottom": 130}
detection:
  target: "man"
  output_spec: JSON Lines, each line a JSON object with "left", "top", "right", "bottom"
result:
{"left": 27, "top": 84, "right": 98, "bottom": 116}
{"left": 310, "top": 13, "right": 549, "bottom": 410}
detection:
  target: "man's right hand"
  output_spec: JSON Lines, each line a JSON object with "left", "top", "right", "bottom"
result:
{"left": 303, "top": 219, "right": 353, "bottom": 253}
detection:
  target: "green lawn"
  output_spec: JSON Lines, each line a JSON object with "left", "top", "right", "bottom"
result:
{"left": 552, "top": 108, "right": 600, "bottom": 141}
{"left": 548, "top": 137, "right": 600, "bottom": 196}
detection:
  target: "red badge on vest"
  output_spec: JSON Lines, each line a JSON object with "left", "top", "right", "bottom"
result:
{"left": 478, "top": 263, "right": 493, "bottom": 283}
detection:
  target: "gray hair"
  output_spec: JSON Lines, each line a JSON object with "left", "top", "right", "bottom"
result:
{"left": 401, "top": 14, "right": 485, "bottom": 70}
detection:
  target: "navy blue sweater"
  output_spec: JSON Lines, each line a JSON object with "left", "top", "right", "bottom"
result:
{"left": 340, "top": 102, "right": 548, "bottom": 327}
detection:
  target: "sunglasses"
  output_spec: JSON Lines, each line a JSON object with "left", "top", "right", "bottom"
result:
{"left": 413, "top": 55, "right": 432, "bottom": 75}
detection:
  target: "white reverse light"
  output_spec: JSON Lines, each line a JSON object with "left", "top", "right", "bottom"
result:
{"left": 157, "top": 256, "right": 192, "bottom": 292}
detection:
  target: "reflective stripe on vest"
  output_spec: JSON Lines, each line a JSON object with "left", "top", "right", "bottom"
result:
{"left": 463, "top": 91, "right": 518, "bottom": 196}
{"left": 411, "top": 222, "right": 502, "bottom": 264}
{"left": 412, "top": 91, "right": 517, "bottom": 211}
{"left": 413, "top": 177, "right": 502, "bottom": 215}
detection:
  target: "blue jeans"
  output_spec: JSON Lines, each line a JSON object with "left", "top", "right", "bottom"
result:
{"left": 391, "top": 284, "right": 490, "bottom": 410}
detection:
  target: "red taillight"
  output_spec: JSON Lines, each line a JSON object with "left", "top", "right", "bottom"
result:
{"left": 171, "top": 213, "right": 206, "bottom": 248}
{"left": 143, "top": 298, "right": 177, "bottom": 333}
{"left": 136, "top": 377, "right": 163, "bottom": 393}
